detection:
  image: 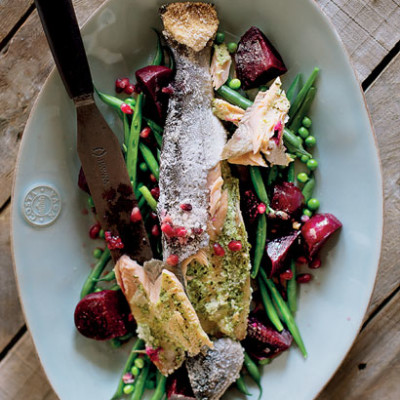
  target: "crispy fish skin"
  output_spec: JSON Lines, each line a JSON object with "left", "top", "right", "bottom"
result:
{"left": 158, "top": 3, "right": 227, "bottom": 264}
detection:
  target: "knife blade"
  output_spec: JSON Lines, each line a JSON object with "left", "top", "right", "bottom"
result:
{"left": 34, "top": 0, "right": 153, "bottom": 263}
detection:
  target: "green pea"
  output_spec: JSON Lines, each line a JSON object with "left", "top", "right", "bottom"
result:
{"left": 93, "top": 248, "right": 103, "bottom": 259}
{"left": 228, "top": 78, "right": 241, "bottom": 90}
{"left": 139, "top": 162, "right": 148, "bottom": 172}
{"left": 145, "top": 379, "right": 156, "bottom": 390}
{"left": 110, "top": 338, "right": 122, "bottom": 348}
{"left": 305, "top": 135, "right": 316, "bottom": 147}
{"left": 297, "top": 172, "right": 309, "bottom": 183}
{"left": 298, "top": 126, "right": 309, "bottom": 139}
{"left": 131, "top": 366, "right": 140, "bottom": 376}
{"left": 227, "top": 42, "right": 237, "bottom": 53}
{"left": 134, "top": 358, "right": 145, "bottom": 369}
{"left": 87, "top": 196, "right": 95, "bottom": 208}
{"left": 307, "top": 198, "right": 320, "bottom": 210}
{"left": 123, "top": 384, "right": 134, "bottom": 395}
{"left": 300, "top": 155, "right": 309, "bottom": 163}
{"left": 306, "top": 158, "right": 318, "bottom": 171}
{"left": 303, "top": 208, "right": 313, "bottom": 217}
{"left": 99, "top": 229, "right": 105, "bottom": 239}
{"left": 302, "top": 116, "right": 312, "bottom": 128}
{"left": 94, "top": 287, "right": 102, "bottom": 293}
{"left": 215, "top": 32, "right": 225, "bottom": 44}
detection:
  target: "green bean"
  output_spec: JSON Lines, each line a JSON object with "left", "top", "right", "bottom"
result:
{"left": 244, "top": 352, "right": 262, "bottom": 400}
{"left": 150, "top": 371, "right": 166, "bottom": 400}
{"left": 287, "top": 259, "right": 297, "bottom": 314}
{"left": 258, "top": 278, "right": 284, "bottom": 332}
{"left": 130, "top": 361, "right": 150, "bottom": 400}
{"left": 288, "top": 87, "right": 317, "bottom": 134}
{"left": 236, "top": 375, "right": 252, "bottom": 396}
{"left": 94, "top": 269, "right": 115, "bottom": 282}
{"left": 138, "top": 195, "right": 146, "bottom": 210}
{"left": 139, "top": 143, "right": 159, "bottom": 181}
{"left": 152, "top": 29, "right": 164, "bottom": 66}
{"left": 286, "top": 73, "right": 302, "bottom": 104}
{"left": 216, "top": 85, "right": 253, "bottom": 109}
{"left": 95, "top": 87, "right": 129, "bottom": 111}
{"left": 139, "top": 186, "right": 158, "bottom": 211}
{"left": 260, "top": 269, "right": 307, "bottom": 358}
{"left": 111, "top": 339, "right": 145, "bottom": 400}
{"left": 123, "top": 113, "right": 130, "bottom": 151}
{"left": 287, "top": 162, "right": 295, "bottom": 183}
{"left": 302, "top": 175, "right": 315, "bottom": 202}
{"left": 249, "top": 167, "right": 269, "bottom": 206}
{"left": 251, "top": 213, "right": 267, "bottom": 279}
{"left": 157, "top": 148, "right": 161, "bottom": 162}
{"left": 267, "top": 165, "right": 278, "bottom": 187}
{"left": 258, "top": 358, "right": 271, "bottom": 366}
{"left": 283, "top": 128, "right": 311, "bottom": 158}
{"left": 126, "top": 93, "right": 144, "bottom": 189}
{"left": 80, "top": 248, "right": 111, "bottom": 299}
{"left": 289, "top": 67, "right": 319, "bottom": 119}
{"left": 110, "top": 284, "right": 121, "bottom": 291}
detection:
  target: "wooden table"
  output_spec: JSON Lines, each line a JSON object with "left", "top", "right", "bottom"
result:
{"left": 0, "top": 1, "right": 399, "bottom": 399}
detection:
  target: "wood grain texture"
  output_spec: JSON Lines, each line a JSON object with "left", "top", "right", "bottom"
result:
{"left": 317, "top": 290, "right": 400, "bottom": 400}
{"left": 0, "top": 0, "right": 33, "bottom": 44}
{"left": 318, "top": 0, "right": 400, "bottom": 81}
{"left": 0, "top": 205, "right": 24, "bottom": 351}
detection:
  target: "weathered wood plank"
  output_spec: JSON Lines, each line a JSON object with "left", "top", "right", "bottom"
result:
{"left": 0, "top": 0, "right": 107, "bottom": 209}
{"left": 318, "top": 0, "right": 400, "bottom": 81}
{"left": 0, "top": 333, "right": 58, "bottom": 400}
{"left": 0, "top": 0, "right": 33, "bottom": 44}
{"left": 0, "top": 204, "right": 24, "bottom": 352}
{"left": 317, "top": 290, "right": 400, "bottom": 400}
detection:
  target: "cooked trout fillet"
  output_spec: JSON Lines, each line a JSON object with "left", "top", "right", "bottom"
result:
{"left": 115, "top": 256, "right": 212, "bottom": 375}
{"left": 158, "top": 3, "right": 227, "bottom": 264}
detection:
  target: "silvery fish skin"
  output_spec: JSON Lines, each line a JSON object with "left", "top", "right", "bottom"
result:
{"left": 158, "top": 3, "right": 227, "bottom": 264}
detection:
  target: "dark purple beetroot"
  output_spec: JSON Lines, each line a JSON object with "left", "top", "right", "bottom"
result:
{"left": 74, "top": 290, "right": 134, "bottom": 341}
{"left": 135, "top": 65, "right": 173, "bottom": 121}
{"left": 167, "top": 367, "right": 195, "bottom": 400}
{"left": 78, "top": 167, "right": 90, "bottom": 194}
{"left": 301, "top": 213, "right": 342, "bottom": 259}
{"left": 271, "top": 182, "right": 304, "bottom": 216}
{"left": 244, "top": 317, "right": 292, "bottom": 361}
{"left": 266, "top": 231, "right": 300, "bottom": 277}
{"left": 235, "top": 26, "right": 287, "bottom": 90}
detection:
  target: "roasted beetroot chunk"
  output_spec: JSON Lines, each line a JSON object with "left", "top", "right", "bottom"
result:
{"left": 301, "top": 213, "right": 342, "bottom": 259}
{"left": 244, "top": 317, "right": 292, "bottom": 361}
{"left": 235, "top": 26, "right": 287, "bottom": 90}
{"left": 266, "top": 231, "right": 300, "bottom": 277}
{"left": 167, "top": 367, "right": 196, "bottom": 400}
{"left": 78, "top": 166, "right": 90, "bottom": 194}
{"left": 74, "top": 290, "right": 134, "bottom": 341}
{"left": 271, "top": 182, "right": 304, "bottom": 216}
{"left": 135, "top": 65, "right": 173, "bottom": 121}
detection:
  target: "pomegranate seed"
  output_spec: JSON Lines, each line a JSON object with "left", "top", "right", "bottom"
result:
{"left": 130, "top": 207, "right": 142, "bottom": 223}
{"left": 280, "top": 269, "right": 293, "bottom": 280}
{"left": 151, "top": 225, "right": 160, "bottom": 236}
{"left": 175, "top": 227, "right": 187, "bottom": 237}
{"left": 161, "top": 223, "right": 175, "bottom": 237}
{"left": 123, "top": 372, "right": 134, "bottom": 384}
{"left": 296, "top": 256, "right": 308, "bottom": 265}
{"left": 180, "top": 203, "right": 192, "bottom": 211}
{"left": 228, "top": 240, "right": 242, "bottom": 251}
{"left": 161, "top": 85, "right": 174, "bottom": 94}
{"left": 257, "top": 203, "right": 266, "bottom": 214}
{"left": 150, "top": 211, "right": 158, "bottom": 220}
{"left": 140, "top": 127, "right": 152, "bottom": 139}
{"left": 296, "top": 273, "right": 313, "bottom": 283}
{"left": 105, "top": 232, "right": 124, "bottom": 250}
{"left": 150, "top": 187, "right": 160, "bottom": 200}
{"left": 115, "top": 77, "right": 129, "bottom": 93}
{"left": 309, "top": 258, "right": 322, "bottom": 269}
{"left": 124, "top": 83, "right": 135, "bottom": 95}
{"left": 150, "top": 174, "right": 157, "bottom": 183}
{"left": 213, "top": 243, "right": 225, "bottom": 257}
{"left": 192, "top": 227, "right": 203, "bottom": 235}
{"left": 89, "top": 223, "right": 101, "bottom": 239}
{"left": 146, "top": 347, "right": 161, "bottom": 363}
{"left": 166, "top": 254, "right": 179, "bottom": 266}
{"left": 120, "top": 103, "right": 133, "bottom": 115}
{"left": 301, "top": 215, "right": 310, "bottom": 223}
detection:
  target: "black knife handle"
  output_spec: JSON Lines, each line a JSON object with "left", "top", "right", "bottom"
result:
{"left": 34, "top": 0, "right": 93, "bottom": 99}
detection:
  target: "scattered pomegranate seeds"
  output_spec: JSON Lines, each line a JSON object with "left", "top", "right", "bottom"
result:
{"left": 151, "top": 225, "right": 160, "bottom": 237}
{"left": 228, "top": 240, "right": 242, "bottom": 251}
{"left": 213, "top": 243, "right": 225, "bottom": 257}
{"left": 161, "top": 223, "right": 175, "bottom": 237}
{"left": 309, "top": 258, "right": 322, "bottom": 269}
{"left": 124, "top": 83, "right": 135, "bottom": 95}
{"left": 166, "top": 254, "right": 179, "bottom": 266}
{"left": 296, "top": 256, "right": 308, "bottom": 265}
{"left": 150, "top": 174, "right": 157, "bottom": 183}
{"left": 257, "top": 203, "right": 267, "bottom": 214}
{"left": 180, "top": 203, "right": 192, "bottom": 211}
{"left": 150, "top": 187, "right": 160, "bottom": 200}
{"left": 130, "top": 207, "right": 142, "bottom": 223}
{"left": 105, "top": 231, "right": 124, "bottom": 250}
{"left": 140, "top": 127, "right": 152, "bottom": 139}
{"left": 89, "top": 223, "right": 101, "bottom": 239}
{"left": 115, "top": 77, "right": 129, "bottom": 93}
{"left": 175, "top": 227, "right": 187, "bottom": 237}
{"left": 120, "top": 103, "right": 133, "bottom": 115}
{"left": 280, "top": 269, "right": 293, "bottom": 280}
{"left": 150, "top": 211, "right": 158, "bottom": 220}
{"left": 296, "top": 273, "right": 313, "bottom": 283}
